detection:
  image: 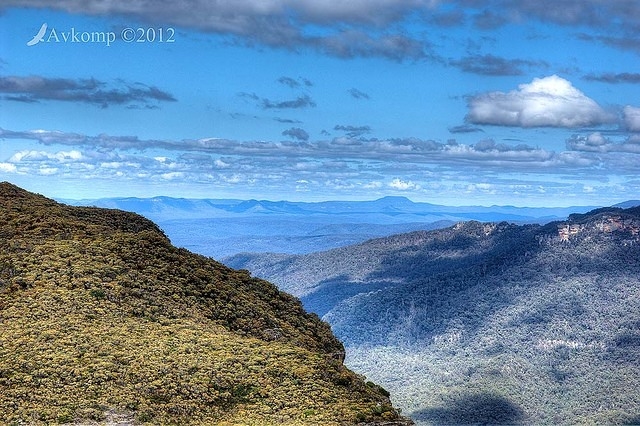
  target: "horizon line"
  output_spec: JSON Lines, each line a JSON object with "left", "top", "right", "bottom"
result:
{"left": 54, "top": 193, "right": 626, "bottom": 210}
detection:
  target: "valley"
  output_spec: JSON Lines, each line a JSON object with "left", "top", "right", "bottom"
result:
{"left": 227, "top": 207, "right": 640, "bottom": 424}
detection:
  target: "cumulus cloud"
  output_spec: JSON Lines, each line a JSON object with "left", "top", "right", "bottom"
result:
{"left": 584, "top": 132, "right": 609, "bottom": 146}
{"left": 389, "top": 178, "right": 420, "bottom": 190}
{"left": 473, "top": 139, "right": 536, "bottom": 152}
{"left": 466, "top": 75, "right": 614, "bottom": 128}
{"left": 566, "top": 132, "right": 640, "bottom": 154}
{"left": 0, "top": 75, "right": 176, "bottom": 108}
{"left": 9, "top": 149, "right": 84, "bottom": 162}
{"left": 0, "top": 163, "right": 17, "bottom": 173}
{"left": 623, "top": 106, "right": 640, "bottom": 132}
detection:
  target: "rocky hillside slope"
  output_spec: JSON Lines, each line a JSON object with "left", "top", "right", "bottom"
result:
{"left": 0, "top": 182, "right": 410, "bottom": 425}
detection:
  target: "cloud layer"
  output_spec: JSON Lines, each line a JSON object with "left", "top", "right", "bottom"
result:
{"left": 2, "top": 125, "right": 638, "bottom": 203}
{"left": 0, "top": 128, "right": 578, "bottom": 167}
{"left": 5, "top": 0, "right": 640, "bottom": 61}
{"left": 450, "top": 54, "right": 546, "bottom": 76}
{"left": 0, "top": 75, "right": 176, "bottom": 108}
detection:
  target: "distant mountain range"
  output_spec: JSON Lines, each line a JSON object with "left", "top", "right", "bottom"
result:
{"left": 66, "top": 196, "right": 603, "bottom": 258}
{"left": 613, "top": 200, "right": 640, "bottom": 209}
{"left": 66, "top": 195, "right": 602, "bottom": 223}
{"left": 226, "top": 205, "right": 640, "bottom": 425}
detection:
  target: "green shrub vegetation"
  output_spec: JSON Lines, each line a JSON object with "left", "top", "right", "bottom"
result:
{"left": 0, "top": 182, "right": 410, "bottom": 425}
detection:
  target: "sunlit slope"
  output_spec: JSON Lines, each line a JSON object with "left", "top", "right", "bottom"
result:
{"left": 0, "top": 182, "right": 410, "bottom": 425}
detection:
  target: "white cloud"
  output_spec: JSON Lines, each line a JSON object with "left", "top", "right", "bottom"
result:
{"left": 364, "top": 181, "right": 383, "bottom": 189}
{"left": 221, "top": 174, "right": 243, "bottom": 184}
{"left": 8, "top": 149, "right": 83, "bottom": 163}
{"left": 585, "top": 132, "right": 608, "bottom": 146}
{"left": 566, "top": 133, "right": 640, "bottom": 154}
{"left": 39, "top": 167, "right": 59, "bottom": 175}
{"left": 54, "top": 150, "right": 83, "bottom": 161}
{"left": 161, "top": 172, "right": 185, "bottom": 180}
{"left": 466, "top": 183, "right": 496, "bottom": 195}
{"left": 0, "top": 163, "right": 17, "bottom": 173}
{"left": 623, "top": 105, "right": 640, "bottom": 132}
{"left": 2, "top": 128, "right": 563, "bottom": 167}
{"left": 466, "top": 75, "right": 614, "bottom": 128}
{"left": 100, "top": 162, "right": 123, "bottom": 169}
{"left": 389, "top": 178, "right": 420, "bottom": 190}
{"left": 0, "top": 75, "right": 176, "bottom": 108}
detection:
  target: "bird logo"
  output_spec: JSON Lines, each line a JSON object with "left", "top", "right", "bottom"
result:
{"left": 27, "top": 23, "right": 47, "bottom": 46}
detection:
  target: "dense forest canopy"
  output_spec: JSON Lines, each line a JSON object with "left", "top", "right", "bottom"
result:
{"left": 228, "top": 201, "right": 640, "bottom": 424}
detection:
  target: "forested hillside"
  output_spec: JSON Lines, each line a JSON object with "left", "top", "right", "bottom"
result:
{"left": 0, "top": 182, "right": 410, "bottom": 425}
{"left": 227, "top": 207, "right": 640, "bottom": 424}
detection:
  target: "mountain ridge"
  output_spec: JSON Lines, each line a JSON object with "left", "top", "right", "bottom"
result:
{"left": 0, "top": 182, "right": 411, "bottom": 425}
{"left": 66, "top": 195, "right": 601, "bottom": 222}
{"left": 226, "top": 205, "right": 640, "bottom": 424}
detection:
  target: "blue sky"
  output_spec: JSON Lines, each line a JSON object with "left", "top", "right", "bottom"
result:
{"left": 1, "top": 1, "right": 640, "bottom": 206}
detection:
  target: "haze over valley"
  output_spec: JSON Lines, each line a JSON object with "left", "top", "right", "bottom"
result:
{"left": 68, "top": 195, "right": 598, "bottom": 259}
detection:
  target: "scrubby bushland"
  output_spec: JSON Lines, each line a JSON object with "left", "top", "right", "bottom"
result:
{"left": 0, "top": 182, "right": 411, "bottom": 425}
